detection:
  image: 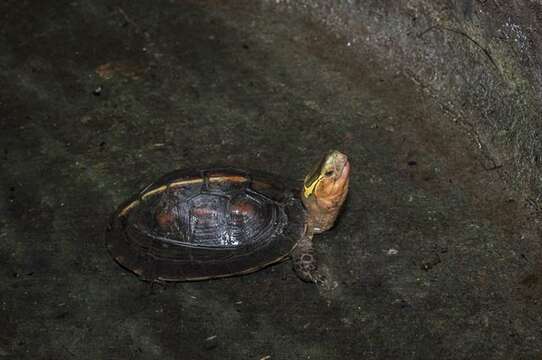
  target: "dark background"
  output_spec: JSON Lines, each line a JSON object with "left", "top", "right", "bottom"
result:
{"left": 2, "top": 1, "right": 542, "bottom": 359}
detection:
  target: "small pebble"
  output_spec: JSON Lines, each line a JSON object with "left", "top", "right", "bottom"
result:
{"left": 204, "top": 335, "right": 218, "bottom": 350}
{"left": 387, "top": 248, "right": 399, "bottom": 255}
{"left": 80, "top": 115, "right": 92, "bottom": 124}
{"left": 93, "top": 85, "right": 103, "bottom": 96}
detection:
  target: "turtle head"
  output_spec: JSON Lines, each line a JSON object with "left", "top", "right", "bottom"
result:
{"left": 302, "top": 150, "right": 350, "bottom": 233}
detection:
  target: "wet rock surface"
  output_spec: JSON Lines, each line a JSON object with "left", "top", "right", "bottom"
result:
{"left": 1, "top": 1, "right": 542, "bottom": 359}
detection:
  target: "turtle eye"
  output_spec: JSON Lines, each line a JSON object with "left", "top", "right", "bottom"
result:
{"left": 324, "top": 170, "right": 334, "bottom": 177}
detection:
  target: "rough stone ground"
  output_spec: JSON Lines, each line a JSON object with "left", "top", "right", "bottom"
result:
{"left": 1, "top": 1, "right": 542, "bottom": 359}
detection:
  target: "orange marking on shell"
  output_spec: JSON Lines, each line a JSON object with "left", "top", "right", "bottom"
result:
{"left": 231, "top": 201, "right": 255, "bottom": 216}
{"left": 119, "top": 200, "right": 140, "bottom": 216}
{"left": 192, "top": 207, "right": 219, "bottom": 217}
{"left": 208, "top": 175, "right": 247, "bottom": 183}
{"left": 156, "top": 211, "right": 175, "bottom": 228}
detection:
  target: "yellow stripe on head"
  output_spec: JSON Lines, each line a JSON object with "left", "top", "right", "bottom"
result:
{"left": 303, "top": 174, "right": 322, "bottom": 198}
{"left": 303, "top": 154, "right": 327, "bottom": 198}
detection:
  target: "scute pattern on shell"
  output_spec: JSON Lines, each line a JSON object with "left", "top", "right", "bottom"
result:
{"left": 131, "top": 179, "right": 286, "bottom": 248}
{"left": 106, "top": 168, "right": 306, "bottom": 281}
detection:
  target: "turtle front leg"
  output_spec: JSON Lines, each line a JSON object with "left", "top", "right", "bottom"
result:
{"left": 291, "top": 232, "right": 327, "bottom": 285}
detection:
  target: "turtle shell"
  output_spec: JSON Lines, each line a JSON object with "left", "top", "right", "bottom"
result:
{"left": 106, "top": 168, "right": 306, "bottom": 281}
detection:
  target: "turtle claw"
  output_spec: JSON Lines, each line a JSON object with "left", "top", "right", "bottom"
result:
{"left": 312, "top": 272, "right": 327, "bottom": 286}
{"left": 293, "top": 263, "right": 330, "bottom": 288}
{"left": 313, "top": 268, "right": 339, "bottom": 293}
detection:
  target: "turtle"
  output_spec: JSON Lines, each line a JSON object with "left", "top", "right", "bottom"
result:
{"left": 106, "top": 150, "right": 350, "bottom": 284}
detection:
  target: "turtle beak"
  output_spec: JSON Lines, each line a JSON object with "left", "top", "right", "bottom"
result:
{"left": 323, "top": 150, "right": 349, "bottom": 184}
{"left": 329, "top": 152, "right": 349, "bottom": 196}
{"left": 333, "top": 152, "right": 349, "bottom": 180}
{"left": 339, "top": 158, "right": 350, "bottom": 183}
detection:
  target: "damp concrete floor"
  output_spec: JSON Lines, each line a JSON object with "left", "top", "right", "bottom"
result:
{"left": 2, "top": 1, "right": 542, "bottom": 359}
